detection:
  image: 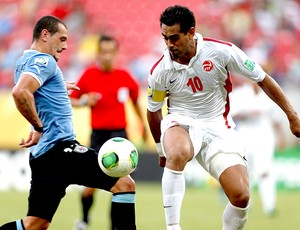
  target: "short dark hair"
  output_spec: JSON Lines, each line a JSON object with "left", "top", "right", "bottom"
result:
{"left": 160, "top": 5, "right": 195, "bottom": 34}
{"left": 33, "top": 15, "right": 67, "bottom": 41}
{"left": 98, "top": 34, "right": 119, "bottom": 49}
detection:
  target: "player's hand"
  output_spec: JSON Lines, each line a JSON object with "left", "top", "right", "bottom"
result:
{"left": 87, "top": 92, "right": 101, "bottom": 107}
{"left": 289, "top": 116, "right": 300, "bottom": 138}
{"left": 158, "top": 156, "right": 166, "bottom": 167}
{"left": 65, "top": 81, "right": 80, "bottom": 91}
{"left": 19, "top": 130, "right": 42, "bottom": 148}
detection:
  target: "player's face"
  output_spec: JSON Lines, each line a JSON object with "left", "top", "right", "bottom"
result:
{"left": 98, "top": 40, "right": 118, "bottom": 71}
{"left": 47, "top": 23, "right": 68, "bottom": 61}
{"left": 161, "top": 23, "right": 194, "bottom": 62}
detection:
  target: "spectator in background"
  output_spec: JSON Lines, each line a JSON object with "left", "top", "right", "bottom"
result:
{"left": 230, "top": 79, "right": 286, "bottom": 217}
{"left": 70, "top": 34, "right": 146, "bottom": 230}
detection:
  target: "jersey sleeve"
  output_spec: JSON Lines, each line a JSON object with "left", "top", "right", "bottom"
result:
{"left": 226, "top": 44, "right": 266, "bottom": 83}
{"left": 147, "top": 67, "right": 167, "bottom": 112}
{"left": 23, "top": 54, "right": 56, "bottom": 85}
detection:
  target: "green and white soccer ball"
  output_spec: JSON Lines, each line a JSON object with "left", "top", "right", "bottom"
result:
{"left": 98, "top": 137, "right": 138, "bottom": 178}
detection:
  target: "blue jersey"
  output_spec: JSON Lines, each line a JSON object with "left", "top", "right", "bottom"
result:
{"left": 14, "top": 50, "right": 76, "bottom": 157}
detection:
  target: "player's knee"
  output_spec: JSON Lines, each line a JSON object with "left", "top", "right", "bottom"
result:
{"left": 82, "top": 187, "right": 96, "bottom": 197}
{"left": 23, "top": 217, "right": 50, "bottom": 230}
{"left": 230, "top": 191, "right": 250, "bottom": 208}
{"left": 111, "top": 175, "right": 136, "bottom": 193}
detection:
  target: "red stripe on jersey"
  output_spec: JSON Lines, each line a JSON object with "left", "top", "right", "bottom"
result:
{"left": 150, "top": 55, "right": 164, "bottom": 75}
{"left": 203, "top": 37, "right": 232, "bottom": 47}
{"left": 223, "top": 71, "right": 233, "bottom": 128}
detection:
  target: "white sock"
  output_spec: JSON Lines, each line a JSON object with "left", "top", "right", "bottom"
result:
{"left": 162, "top": 167, "right": 185, "bottom": 229}
{"left": 222, "top": 202, "right": 249, "bottom": 230}
{"left": 258, "top": 174, "right": 276, "bottom": 214}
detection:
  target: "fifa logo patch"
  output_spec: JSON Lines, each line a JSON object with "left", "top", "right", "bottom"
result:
{"left": 34, "top": 57, "right": 49, "bottom": 66}
{"left": 243, "top": 59, "right": 255, "bottom": 72}
{"left": 202, "top": 60, "right": 213, "bottom": 72}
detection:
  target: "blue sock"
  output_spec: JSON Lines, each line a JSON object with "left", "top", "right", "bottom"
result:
{"left": 111, "top": 192, "right": 136, "bottom": 230}
{"left": 0, "top": 219, "right": 24, "bottom": 230}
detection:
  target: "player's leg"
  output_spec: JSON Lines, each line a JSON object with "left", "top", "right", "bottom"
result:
{"left": 72, "top": 142, "right": 137, "bottom": 230}
{"left": 162, "top": 126, "right": 194, "bottom": 230}
{"left": 108, "top": 129, "right": 130, "bottom": 230}
{"left": 0, "top": 147, "right": 68, "bottom": 230}
{"left": 0, "top": 219, "right": 27, "bottom": 230}
{"left": 78, "top": 187, "right": 96, "bottom": 225}
{"left": 0, "top": 217, "right": 49, "bottom": 230}
{"left": 219, "top": 164, "right": 250, "bottom": 230}
{"left": 254, "top": 142, "right": 277, "bottom": 216}
{"left": 74, "top": 130, "right": 108, "bottom": 230}
{"left": 257, "top": 172, "right": 277, "bottom": 216}
{"left": 110, "top": 176, "right": 136, "bottom": 230}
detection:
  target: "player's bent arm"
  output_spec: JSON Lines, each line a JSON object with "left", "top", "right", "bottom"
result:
{"left": 147, "top": 108, "right": 166, "bottom": 167}
{"left": 12, "top": 74, "right": 43, "bottom": 129}
{"left": 147, "top": 108, "right": 163, "bottom": 143}
{"left": 258, "top": 74, "right": 300, "bottom": 137}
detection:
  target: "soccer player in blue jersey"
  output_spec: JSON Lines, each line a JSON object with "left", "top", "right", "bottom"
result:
{"left": 0, "top": 15, "right": 136, "bottom": 230}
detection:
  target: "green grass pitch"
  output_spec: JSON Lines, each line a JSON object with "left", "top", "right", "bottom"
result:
{"left": 0, "top": 182, "right": 299, "bottom": 229}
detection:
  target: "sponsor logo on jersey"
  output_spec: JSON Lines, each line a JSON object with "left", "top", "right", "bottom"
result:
{"left": 34, "top": 57, "right": 49, "bottom": 66}
{"left": 243, "top": 59, "right": 255, "bottom": 72}
{"left": 202, "top": 60, "right": 213, "bottom": 72}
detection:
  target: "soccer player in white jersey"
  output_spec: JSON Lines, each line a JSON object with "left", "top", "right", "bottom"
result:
{"left": 230, "top": 80, "right": 285, "bottom": 216}
{"left": 147, "top": 5, "right": 300, "bottom": 230}
{"left": 0, "top": 16, "right": 137, "bottom": 230}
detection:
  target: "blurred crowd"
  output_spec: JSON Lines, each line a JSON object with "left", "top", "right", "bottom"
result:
{"left": 1, "top": 0, "right": 300, "bottom": 89}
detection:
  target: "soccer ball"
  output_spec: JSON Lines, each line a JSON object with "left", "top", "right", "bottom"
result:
{"left": 98, "top": 137, "right": 138, "bottom": 178}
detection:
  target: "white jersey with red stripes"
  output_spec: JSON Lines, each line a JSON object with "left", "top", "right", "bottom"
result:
{"left": 147, "top": 33, "right": 266, "bottom": 128}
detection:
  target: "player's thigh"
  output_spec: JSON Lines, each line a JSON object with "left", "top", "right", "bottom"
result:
{"left": 163, "top": 126, "right": 194, "bottom": 163}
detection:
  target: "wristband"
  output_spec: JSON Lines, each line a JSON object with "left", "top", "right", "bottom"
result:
{"left": 34, "top": 126, "right": 44, "bottom": 133}
{"left": 156, "top": 142, "right": 164, "bottom": 157}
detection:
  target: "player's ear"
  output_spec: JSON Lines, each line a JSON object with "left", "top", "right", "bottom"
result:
{"left": 41, "top": 29, "right": 50, "bottom": 41}
{"left": 188, "top": 27, "right": 195, "bottom": 38}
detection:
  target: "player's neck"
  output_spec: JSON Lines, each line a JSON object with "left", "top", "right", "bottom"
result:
{"left": 174, "top": 39, "right": 197, "bottom": 65}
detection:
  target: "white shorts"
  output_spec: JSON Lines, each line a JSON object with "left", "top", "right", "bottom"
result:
{"left": 160, "top": 114, "right": 247, "bottom": 181}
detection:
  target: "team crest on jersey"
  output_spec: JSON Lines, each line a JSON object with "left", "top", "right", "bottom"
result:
{"left": 243, "top": 59, "right": 255, "bottom": 72}
{"left": 202, "top": 60, "right": 214, "bottom": 72}
{"left": 74, "top": 145, "right": 88, "bottom": 153}
{"left": 34, "top": 57, "right": 49, "bottom": 66}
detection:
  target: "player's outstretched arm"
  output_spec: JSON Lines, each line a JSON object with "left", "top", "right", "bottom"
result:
{"left": 258, "top": 74, "right": 300, "bottom": 137}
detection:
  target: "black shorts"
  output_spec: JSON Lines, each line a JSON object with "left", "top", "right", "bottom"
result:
{"left": 90, "top": 129, "right": 127, "bottom": 152}
{"left": 27, "top": 140, "right": 119, "bottom": 222}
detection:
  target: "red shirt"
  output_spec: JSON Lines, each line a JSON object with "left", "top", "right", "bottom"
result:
{"left": 70, "top": 65, "right": 139, "bottom": 130}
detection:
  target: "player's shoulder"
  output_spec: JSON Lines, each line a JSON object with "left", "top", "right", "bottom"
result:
{"left": 203, "top": 37, "right": 234, "bottom": 52}
{"left": 149, "top": 54, "right": 168, "bottom": 77}
{"left": 27, "top": 50, "right": 55, "bottom": 66}
{"left": 203, "top": 37, "right": 233, "bottom": 47}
